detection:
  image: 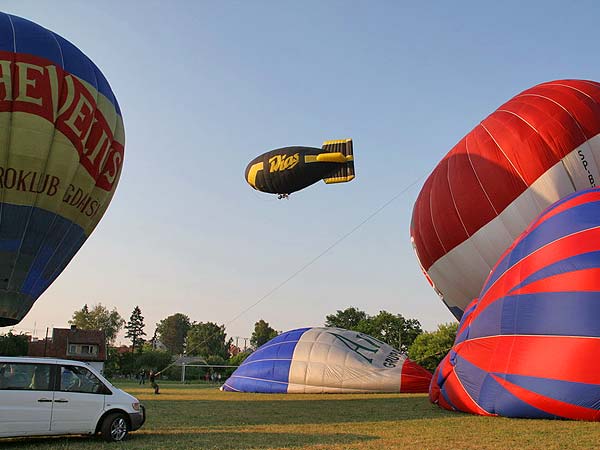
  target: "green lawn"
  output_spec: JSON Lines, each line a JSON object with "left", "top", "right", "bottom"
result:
{"left": 2, "top": 381, "right": 599, "bottom": 449}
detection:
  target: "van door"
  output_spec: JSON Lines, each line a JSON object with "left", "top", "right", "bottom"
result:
{"left": 50, "top": 365, "right": 107, "bottom": 434}
{"left": 0, "top": 362, "right": 54, "bottom": 437}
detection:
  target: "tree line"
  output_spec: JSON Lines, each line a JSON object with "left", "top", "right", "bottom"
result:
{"left": 60, "top": 304, "right": 279, "bottom": 379}
{"left": 0, "top": 303, "right": 458, "bottom": 375}
{"left": 324, "top": 307, "right": 458, "bottom": 371}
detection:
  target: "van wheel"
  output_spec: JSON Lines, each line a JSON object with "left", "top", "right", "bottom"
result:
{"left": 100, "top": 412, "right": 129, "bottom": 442}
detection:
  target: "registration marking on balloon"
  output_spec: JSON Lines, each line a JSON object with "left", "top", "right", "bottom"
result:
{"left": 577, "top": 148, "right": 596, "bottom": 187}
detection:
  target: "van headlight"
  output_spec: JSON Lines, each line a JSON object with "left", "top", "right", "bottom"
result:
{"left": 132, "top": 402, "right": 140, "bottom": 411}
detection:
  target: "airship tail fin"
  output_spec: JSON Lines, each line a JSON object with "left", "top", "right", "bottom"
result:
{"left": 322, "top": 138, "right": 355, "bottom": 184}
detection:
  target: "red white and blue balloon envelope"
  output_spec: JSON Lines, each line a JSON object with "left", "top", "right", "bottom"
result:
{"left": 411, "top": 79, "right": 600, "bottom": 319}
{"left": 222, "top": 327, "right": 432, "bottom": 393}
{"left": 430, "top": 189, "right": 600, "bottom": 420}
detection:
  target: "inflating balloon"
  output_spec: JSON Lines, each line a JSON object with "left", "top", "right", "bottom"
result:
{"left": 0, "top": 13, "right": 124, "bottom": 325}
{"left": 245, "top": 139, "right": 355, "bottom": 197}
{"left": 222, "top": 327, "right": 431, "bottom": 393}
{"left": 411, "top": 79, "right": 600, "bottom": 319}
{"left": 430, "top": 188, "right": 600, "bottom": 420}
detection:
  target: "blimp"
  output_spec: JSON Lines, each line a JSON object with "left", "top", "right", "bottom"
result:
{"left": 221, "top": 327, "right": 432, "bottom": 394}
{"left": 245, "top": 139, "right": 355, "bottom": 198}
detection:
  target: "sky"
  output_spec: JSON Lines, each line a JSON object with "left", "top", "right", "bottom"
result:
{"left": 3, "top": 0, "right": 600, "bottom": 345}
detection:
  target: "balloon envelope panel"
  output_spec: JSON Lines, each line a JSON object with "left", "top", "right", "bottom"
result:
{"left": 411, "top": 80, "right": 600, "bottom": 319}
{"left": 0, "top": 13, "right": 124, "bottom": 325}
{"left": 222, "top": 327, "right": 431, "bottom": 393}
{"left": 430, "top": 189, "right": 600, "bottom": 420}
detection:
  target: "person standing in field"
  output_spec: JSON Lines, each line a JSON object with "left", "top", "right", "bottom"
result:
{"left": 149, "top": 370, "right": 160, "bottom": 394}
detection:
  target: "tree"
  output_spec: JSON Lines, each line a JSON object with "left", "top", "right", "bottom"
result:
{"left": 186, "top": 322, "right": 232, "bottom": 360}
{"left": 224, "top": 350, "right": 252, "bottom": 378}
{"left": 0, "top": 332, "right": 29, "bottom": 356}
{"left": 250, "top": 320, "right": 278, "bottom": 348}
{"left": 359, "top": 311, "right": 423, "bottom": 352}
{"left": 325, "top": 308, "right": 422, "bottom": 352}
{"left": 103, "top": 347, "right": 120, "bottom": 378}
{"left": 325, "top": 307, "right": 368, "bottom": 329}
{"left": 125, "top": 306, "right": 146, "bottom": 353}
{"left": 156, "top": 313, "right": 191, "bottom": 354}
{"left": 135, "top": 350, "right": 173, "bottom": 373}
{"left": 69, "top": 303, "right": 124, "bottom": 345}
{"left": 228, "top": 350, "right": 251, "bottom": 367}
{"left": 116, "top": 351, "right": 136, "bottom": 377}
{"left": 407, "top": 322, "right": 458, "bottom": 372}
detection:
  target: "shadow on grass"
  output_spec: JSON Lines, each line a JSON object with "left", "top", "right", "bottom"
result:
{"left": 0, "top": 430, "right": 375, "bottom": 450}
{"left": 0, "top": 396, "right": 455, "bottom": 450}
{"left": 145, "top": 395, "right": 454, "bottom": 429}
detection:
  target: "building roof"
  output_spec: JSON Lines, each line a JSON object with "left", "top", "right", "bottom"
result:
{"left": 27, "top": 326, "right": 107, "bottom": 362}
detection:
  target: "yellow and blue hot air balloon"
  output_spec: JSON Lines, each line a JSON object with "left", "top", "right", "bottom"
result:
{"left": 0, "top": 13, "right": 124, "bottom": 325}
{"left": 245, "top": 139, "right": 355, "bottom": 197}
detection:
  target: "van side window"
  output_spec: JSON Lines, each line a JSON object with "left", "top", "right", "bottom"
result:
{"left": 59, "top": 365, "right": 107, "bottom": 394}
{"left": 0, "top": 363, "right": 50, "bottom": 390}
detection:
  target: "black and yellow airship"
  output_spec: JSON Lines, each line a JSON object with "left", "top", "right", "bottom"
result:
{"left": 245, "top": 139, "right": 355, "bottom": 197}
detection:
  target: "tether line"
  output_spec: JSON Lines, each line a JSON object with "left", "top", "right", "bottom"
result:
{"left": 161, "top": 173, "right": 427, "bottom": 371}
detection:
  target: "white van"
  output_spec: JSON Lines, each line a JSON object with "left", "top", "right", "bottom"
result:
{"left": 0, "top": 356, "right": 145, "bottom": 442}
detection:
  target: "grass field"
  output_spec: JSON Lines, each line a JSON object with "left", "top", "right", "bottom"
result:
{"left": 2, "top": 381, "right": 600, "bottom": 450}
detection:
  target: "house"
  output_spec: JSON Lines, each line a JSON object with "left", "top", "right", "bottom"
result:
{"left": 228, "top": 344, "right": 241, "bottom": 357}
{"left": 114, "top": 344, "right": 133, "bottom": 355}
{"left": 28, "top": 325, "right": 107, "bottom": 373}
{"left": 150, "top": 338, "right": 168, "bottom": 352}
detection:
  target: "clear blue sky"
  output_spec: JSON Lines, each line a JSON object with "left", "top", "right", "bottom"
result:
{"left": 4, "top": 0, "right": 600, "bottom": 343}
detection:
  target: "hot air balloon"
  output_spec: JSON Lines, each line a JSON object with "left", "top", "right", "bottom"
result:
{"left": 245, "top": 139, "right": 355, "bottom": 197}
{"left": 430, "top": 188, "right": 600, "bottom": 420}
{"left": 222, "top": 327, "right": 431, "bottom": 393}
{"left": 411, "top": 79, "right": 600, "bottom": 319}
{"left": 0, "top": 13, "right": 124, "bottom": 326}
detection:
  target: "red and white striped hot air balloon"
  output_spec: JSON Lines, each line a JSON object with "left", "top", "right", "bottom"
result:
{"left": 411, "top": 79, "right": 600, "bottom": 319}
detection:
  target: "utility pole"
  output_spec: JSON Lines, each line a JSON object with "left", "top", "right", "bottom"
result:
{"left": 43, "top": 327, "right": 49, "bottom": 357}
